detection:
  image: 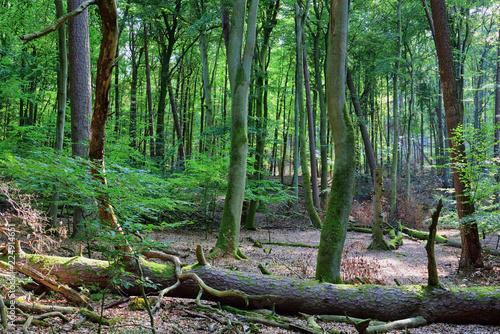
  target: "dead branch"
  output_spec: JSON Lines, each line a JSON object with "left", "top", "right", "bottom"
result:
{"left": 13, "top": 262, "right": 88, "bottom": 306}
{"left": 3, "top": 299, "right": 78, "bottom": 314}
{"left": 364, "top": 316, "right": 427, "bottom": 334}
{"left": 19, "top": 0, "right": 97, "bottom": 43}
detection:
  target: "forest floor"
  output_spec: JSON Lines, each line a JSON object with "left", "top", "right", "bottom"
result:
{"left": 2, "top": 174, "right": 500, "bottom": 333}
{"left": 4, "top": 214, "right": 500, "bottom": 333}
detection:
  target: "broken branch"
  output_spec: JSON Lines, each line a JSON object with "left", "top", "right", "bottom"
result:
{"left": 19, "top": 0, "right": 97, "bottom": 43}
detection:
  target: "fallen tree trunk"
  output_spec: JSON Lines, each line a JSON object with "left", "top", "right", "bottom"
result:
{"left": 401, "top": 225, "right": 500, "bottom": 256}
{"left": 3, "top": 254, "right": 500, "bottom": 325}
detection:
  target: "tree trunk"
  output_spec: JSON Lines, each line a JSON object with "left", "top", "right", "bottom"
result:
{"left": 49, "top": 0, "right": 68, "bottom": 228}
{"left": 128, "top": 27, "right": 141, "bottom": 150}
{"left": 311, "top": 8, "right": 329, "bottom": 208}
{"left": 167, "top": 80, "right": 185, "bottom": 167}
{"left": 315, "top": 0, "right": 354, "bottom": 283}
{"left": 294, "top": 2, "right": 322, "bottom": 228}
{"left": 390, "top": 0, "right": 402, "bottom": 223}
{"left": 155, "top": 2, "right": 181, "bottom": 166}
{"left": 245, "top": 0, "right": 280, "bottom": 230}
{"left": 212, "top": 0, "right": 259, "bottom": 258}
{"left": 303, "top": 44, "right": 321, "bottom": 209}
{"left": 88, "top": 0, "right": 131, "bottom": 253}
{"left": 495, "top": 24, "right": 500, "bottom": 203}
{"left": 430, "top": 0, "right": 482, "bottom": 269}
{"left": 346, "top": 68, "right": 376, "bottom": 179}
{"left": 68, "top": 0, "right": 92, "bottom": 237}
{"left": 8, "top": 253, "right": 500, "bottom": 325}
{"left": 144, "top": 23, "right": 155, "bottom": 158}
{"left": 368, "top": 168, "right": 390, "bottom": 250}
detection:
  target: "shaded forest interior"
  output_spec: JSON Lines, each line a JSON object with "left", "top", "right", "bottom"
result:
{"left": 1, "top": 0, "right": 500, "bottom": 333}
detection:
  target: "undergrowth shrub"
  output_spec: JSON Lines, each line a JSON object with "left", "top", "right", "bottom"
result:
{"left": 351, "top": 195, "right": 428, "bottom": 230}
{"left": 341, "top": 241, "right": 382, "bottom": 284}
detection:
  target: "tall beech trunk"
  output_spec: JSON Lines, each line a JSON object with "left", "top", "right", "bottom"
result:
{"left": 144, "top": 23, "right": 155, "bottom": 158}
{"left": 128, "top": 27, "right": 142, "bottom": 150}
{"left": 493, "top": 24, "right": 500, "bottom": 205}
{"left": 303, "top": 44, "right": 321, "bottom": 209}
{"left": 49, "top": 0, "right": 68, "bottom": 228}
{"left": 8, "top": 253, "right": 500, "bottom": 325}
{"left": 390, "top": 0, "right": 402, "bottom": 222}
{"left": 295, "top": 2, "right": 322, "bottom": 229}
{"left": 312, "top": 0, "right": 329, "bottom": 209}
{"left": 245, "top": 0, "right": 280, "bottom": 230}
{"left": 168, "top": 80, "right": 185, "bottom": 167}
{"left": 315, "top": 0, "right": 355, "bottom": 283}
{"left": 68, "top": 0, "right": 92, "bottom": 237}
{"left": 212, "top": 0, "right": 259, "bottom": 258}
{"left": 430, "top": 0, "right": 482, "bottom": 269}
{"left": 155, "top": 2, "right": 181, "bottom": 165}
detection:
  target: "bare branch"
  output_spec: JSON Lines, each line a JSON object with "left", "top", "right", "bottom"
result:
{"left": 19, "top": 0, "right": 97, "bottom": 44}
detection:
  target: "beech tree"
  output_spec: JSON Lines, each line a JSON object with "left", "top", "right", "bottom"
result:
{"left": 212, "top": 0, "right": 259, "bottom": 258}
{"left": 68, "top": 0, "right": 92, "bottom": 237}
{"left": 315, "top": 0, "right": 355, "bottom": 284}
{"left": 294, "top": 0, "right": 322, "bottom": 229}
{"left": 429, "top": 0, "right": 482, "bottom": 269}
{"left": 20, "top": 0, "right": 131, "bottom": 251}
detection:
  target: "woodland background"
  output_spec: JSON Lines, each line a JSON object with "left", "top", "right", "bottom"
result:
{"left": 0, "top": 0, "right": 500, "bottom": 333}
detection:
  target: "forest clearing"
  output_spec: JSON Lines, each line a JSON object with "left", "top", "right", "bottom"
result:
{"left": 2, "top": 0, "right": 500, "bottom": 333}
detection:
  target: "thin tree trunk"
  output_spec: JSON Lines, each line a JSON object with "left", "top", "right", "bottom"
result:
{"left": 295, "top": 2, "right": 322, "bottom": 228}
{"left": 390, "top": 0, "right": 402, "bottom": 222}
{"left": 495, "top": 24, "right": 500, "bottom": 203}
{"left": 311, "top": 10, "right": 329, "bottom": 208}
{"left": 144, "top": 24, "right": 155, "bottom": 157}
{"left": 303, "top": 43, "right": 320, "bottom": 209}
{"left": 168, "top": 80, "right": 185, "bottom": 167}
{"left": 368, "top": 168, "right": 390, "bottom": 250}
{"left": 49, "top": 0, "right": 68, "bottom": 228}
{"left": 347, "top": 68, "right": 376, "bottom": 179}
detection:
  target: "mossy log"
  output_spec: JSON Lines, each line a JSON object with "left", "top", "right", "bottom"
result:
{"left": 400, "top": 225, "right": 500, "bottom": 256}
{"left": 4, "top": 254, "right": 500, "bottom": 325}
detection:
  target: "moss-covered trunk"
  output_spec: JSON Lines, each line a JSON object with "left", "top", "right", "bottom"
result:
{"left": 8, "top": 254, "right": 500, "bottom": 325}
{"left": 315, "top": 0, "right": 355, "bottom": 284}
{"left": 213, "top": 0, "right": 259, "bottom": 257}
{"left": 295, "top": 2, "right": 322, "bottom": 229}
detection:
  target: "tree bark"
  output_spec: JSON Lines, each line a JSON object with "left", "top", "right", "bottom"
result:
{"left": 49, "top": 0, "right": 68, "bottom": 228}
{"left": 143, "top": 23, "right": 155, "bottom": 158}
{"left": 245, "top": 0, "right": 280, "bottom": 230}
{"left": 87, "top": 0, "right": 131, "bottom": 253}
{"left": 155, "top": 1, "right": 181, "bottom": 165}
{"left": 311, "top": 1, "right": 329, "bottom": 208}
{"left": 494, "top": 24, "right": 500, "bottom": 204}
{"left": 303, "top": 44, "right": 321, "bottom": 209}
{"left": 67, "top": 0, "right": 92, "bottom": 237}
{"left": 8, "top": 253, "right": 500, "bottom": 325}
{"left": 389, "top": 0, "right": 402, "bottom": 223}
{"left": 315, "top": 0, "right": 354, "bottom": 283}
{"left": 346, "top": 68, "right": 376, "bottom": 179}
{"left": 128, "top": 27, "right": 142, "bottom": 150}
{"left": 426, "top": 199, "right": 443, "bottom": 287}
{"left": 368, "top": 168, "right": 390, "bottom": 250}
{"left": 212, "top": 0, "right": 259, "bottom": 258}
{"left": 295, "top": 2, "right": 322, "bottom": 229}
{"left": 430, "top": 0, "right": 482, "bottom": 269}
